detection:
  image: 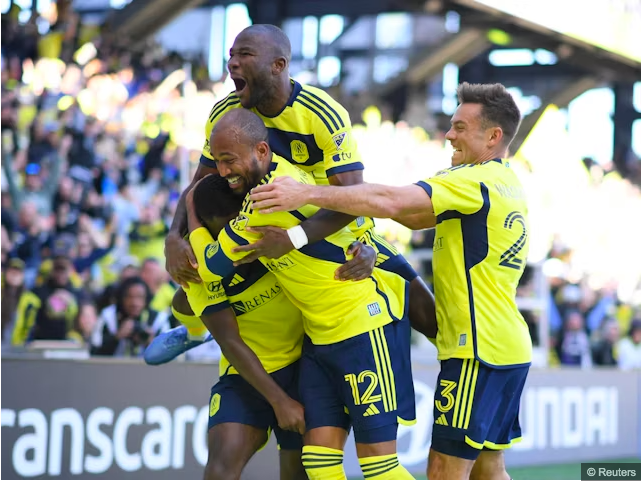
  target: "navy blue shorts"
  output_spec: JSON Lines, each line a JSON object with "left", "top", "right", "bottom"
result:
{"left": 299, "top": 316, "right": 416, "bottom": 444}
{"left": 431, "top": 358, "right": 529, "bottom": 460}
{"left": 208, "top": 361, "right": 303, "bottom": 450}
{"left": 359, "top": 232, "right": 418, "bottom": 282}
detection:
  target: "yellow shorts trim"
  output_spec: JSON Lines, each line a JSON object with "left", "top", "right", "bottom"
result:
{"left": 397, "top": 416, "right": 417, "bottom": 426}
{"left": 257, "top": 426, "right": 272, "bottom": 452}
{"left": 464, "top": 435, "right": 523, "bottom": 451}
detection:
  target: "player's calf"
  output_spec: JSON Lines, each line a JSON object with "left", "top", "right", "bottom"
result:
{"left": 172, "top": 288, "right": 210, "bottom": 339}
{"left": 357, "top": 439, "right": 415, "bottom": 480}
{"left": 427, "top": 447, "right": 474, "bottom": 480}
{"left": 279, "top": 449, "right": 308, "bottom": 480}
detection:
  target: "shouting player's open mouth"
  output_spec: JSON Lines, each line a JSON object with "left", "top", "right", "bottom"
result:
{"left": 232, "top": 77, "right": 248, "bottom": 97}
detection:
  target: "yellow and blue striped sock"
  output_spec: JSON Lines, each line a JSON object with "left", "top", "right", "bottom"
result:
{"left": 302, "top": 445, "right": 346, "bottom": 480}
{"left": 359, "top": 453, "right": 415, "bottom": 480}
{"left": 171, "top": 307, "right": 208, "bottom": 339}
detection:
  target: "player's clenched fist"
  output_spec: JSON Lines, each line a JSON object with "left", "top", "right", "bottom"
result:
{"left": 273, "top": 397, "right": 306, "bottom": 435}
{"left": 250, "top": 176, "right": 309, "bottom": 213}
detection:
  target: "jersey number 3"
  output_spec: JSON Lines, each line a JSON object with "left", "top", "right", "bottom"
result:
{"left": 499, "top": 211, "right": 527, "bottom": 270}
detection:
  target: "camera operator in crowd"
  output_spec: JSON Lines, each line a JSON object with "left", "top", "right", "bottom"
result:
{"left": 90, "top": 276, "right": 169, "bottom": 357}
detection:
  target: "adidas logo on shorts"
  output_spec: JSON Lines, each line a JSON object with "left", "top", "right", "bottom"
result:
{"left": 435, "top": 414, "right": 448, "bottom": 426}
{"left": 367, "top": 302, "right": 382, "bottom": 316}
{"left": 363, "top": 404, "right": 380, "bottom": 417}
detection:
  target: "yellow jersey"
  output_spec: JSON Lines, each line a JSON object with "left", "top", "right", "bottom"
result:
{"left": 201, "top": 80, "right": 374, "bottom": 237}
{"left": 203, "top": 155, "right": 407, "bottom": 345}
{"left": 187, "top": 228, "right": 304, "bottom": 376}
{"left": 416, "top": 159, "right": 532, "bottom": 367}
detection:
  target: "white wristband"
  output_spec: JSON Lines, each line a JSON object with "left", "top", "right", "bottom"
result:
{"left": 287, "top": 225, "right": 309, "bottom": 249}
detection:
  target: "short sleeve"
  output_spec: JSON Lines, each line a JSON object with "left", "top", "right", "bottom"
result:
{"left": 300, "top": 89, "right": 364, "bottom": 178}
{"left": 200, "top": 137, "right": 216, "bottom": 167}
{"left": 218, "top": 220, "right": 263, "bottom": 263}
{"left": 190, "top": 227, "right": 235, "bottom": 279}
{"left": 416, "top": 167, "right": 484, "bottom": 216}
{"left": 188, "top": 227, "right": 233, "bottom": 315}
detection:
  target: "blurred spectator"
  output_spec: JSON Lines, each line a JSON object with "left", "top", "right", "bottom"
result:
{"left": 558, "top": 310, "right": 592, "bottom": 368}
{"left": 10, "top": 202, "right": 50, "bottom": 287}
{"left": 1, "top": 258, "right": 40, "bottom": 345}
{"left": 617, "top": 320, "right": 641, "bottom": 371}
{"left": 29, "top": 255, "right": 86, "bottom": 343}
{"left": 591, "top": 319, "right": 619, "bottom": 366}
{"left": 129, "top": 204, "right": 168, "bottom": 264}
{"left": 1, "top": 133, "right": 71, "bottom": 216}
{"left": 90, "top": 276, "right": 169, "bottom": 357}
{"left": 1, "top": 224, "right": 13, "bottom": 265}
{"left": 140, "top": 258, "right": 174, "bottom": 312}
{"left": 95, "top": 262, "right": 141, "bottom": 312}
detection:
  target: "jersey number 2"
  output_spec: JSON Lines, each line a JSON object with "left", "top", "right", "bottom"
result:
{"left": 499, "top": 211, "right": 527, "bottom": 270}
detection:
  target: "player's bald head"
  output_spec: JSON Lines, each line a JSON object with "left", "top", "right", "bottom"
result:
{"left": 211, "top": 109, "right": 269, "bottom": 147}
{"left": 238, "top": 24, "right": 291, "bottom": 62}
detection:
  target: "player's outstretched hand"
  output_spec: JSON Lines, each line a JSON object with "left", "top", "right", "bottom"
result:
{"left": 250, "top": 176, "right": 309, "bottom": 213}
{"left": 335, "top": 241, "right": 376, "bottom": 281}
{"left": 231, "top": 226, "right": 294, "bottom": 265}
{"left": 274, "top": 397, "right": 306, "bottom": 434}
{"left": 165, "top": 233, "right": 201, "bottom": 288}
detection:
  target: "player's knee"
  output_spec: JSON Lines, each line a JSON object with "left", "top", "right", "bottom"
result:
{"left": 172, "top": 288, "right": 193, "bottom": 315}
{"left": 204, "top": 457, "right": 243, "bottom": 480}
{"left": 469, "top": 450, "right": 509, "bottom": 480}
{"left": 427, "top": 447, "right": 474, "bottom": 480}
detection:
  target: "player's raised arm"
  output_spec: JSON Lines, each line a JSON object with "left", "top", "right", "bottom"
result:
{"left": 250, "top": 176, "right": 435, "bottom": 227}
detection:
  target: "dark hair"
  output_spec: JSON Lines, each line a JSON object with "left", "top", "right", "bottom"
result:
{"left": 116, "top": 276, "right": 151, "bottom": 317}
{"left": 193, "top": 174, "right": 244, "bottom": 223}
{"left": 456, "top": 82, "right": 522, "bottom": 147}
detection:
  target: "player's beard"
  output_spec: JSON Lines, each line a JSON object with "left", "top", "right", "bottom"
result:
{"left": 249, "top": 74, "right": 276, "bottom": 111}
{"left": 241, "top": 156, "right": 265, "bottom": 196}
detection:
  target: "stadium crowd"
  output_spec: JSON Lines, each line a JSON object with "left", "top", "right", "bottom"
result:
{"left": 1, "top": 5, "right": 640, "bottom": 370}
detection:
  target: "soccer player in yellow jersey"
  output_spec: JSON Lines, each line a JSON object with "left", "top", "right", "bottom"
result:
{"left": 147, "top": 173, "right": 379, "bottom": 479}
{"left": 163, "top": 24, "right": 436, "bottom": 348}
{"left": 198, "top": 108, "right": 418, "bottom": 480}
{"left": 249, "top": 82, "right": 532, "bottom": 480}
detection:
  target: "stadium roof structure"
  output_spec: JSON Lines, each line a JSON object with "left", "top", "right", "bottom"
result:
{"left": 98, "top": 0, "right": 640, "bottom": 178}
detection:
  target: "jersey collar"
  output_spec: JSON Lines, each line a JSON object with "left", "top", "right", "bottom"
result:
{"left": 483, "top": 158, "right": 509, "bottom": 167}
{"left": 259, "top": 79, "right": 302, "bottom": 118}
